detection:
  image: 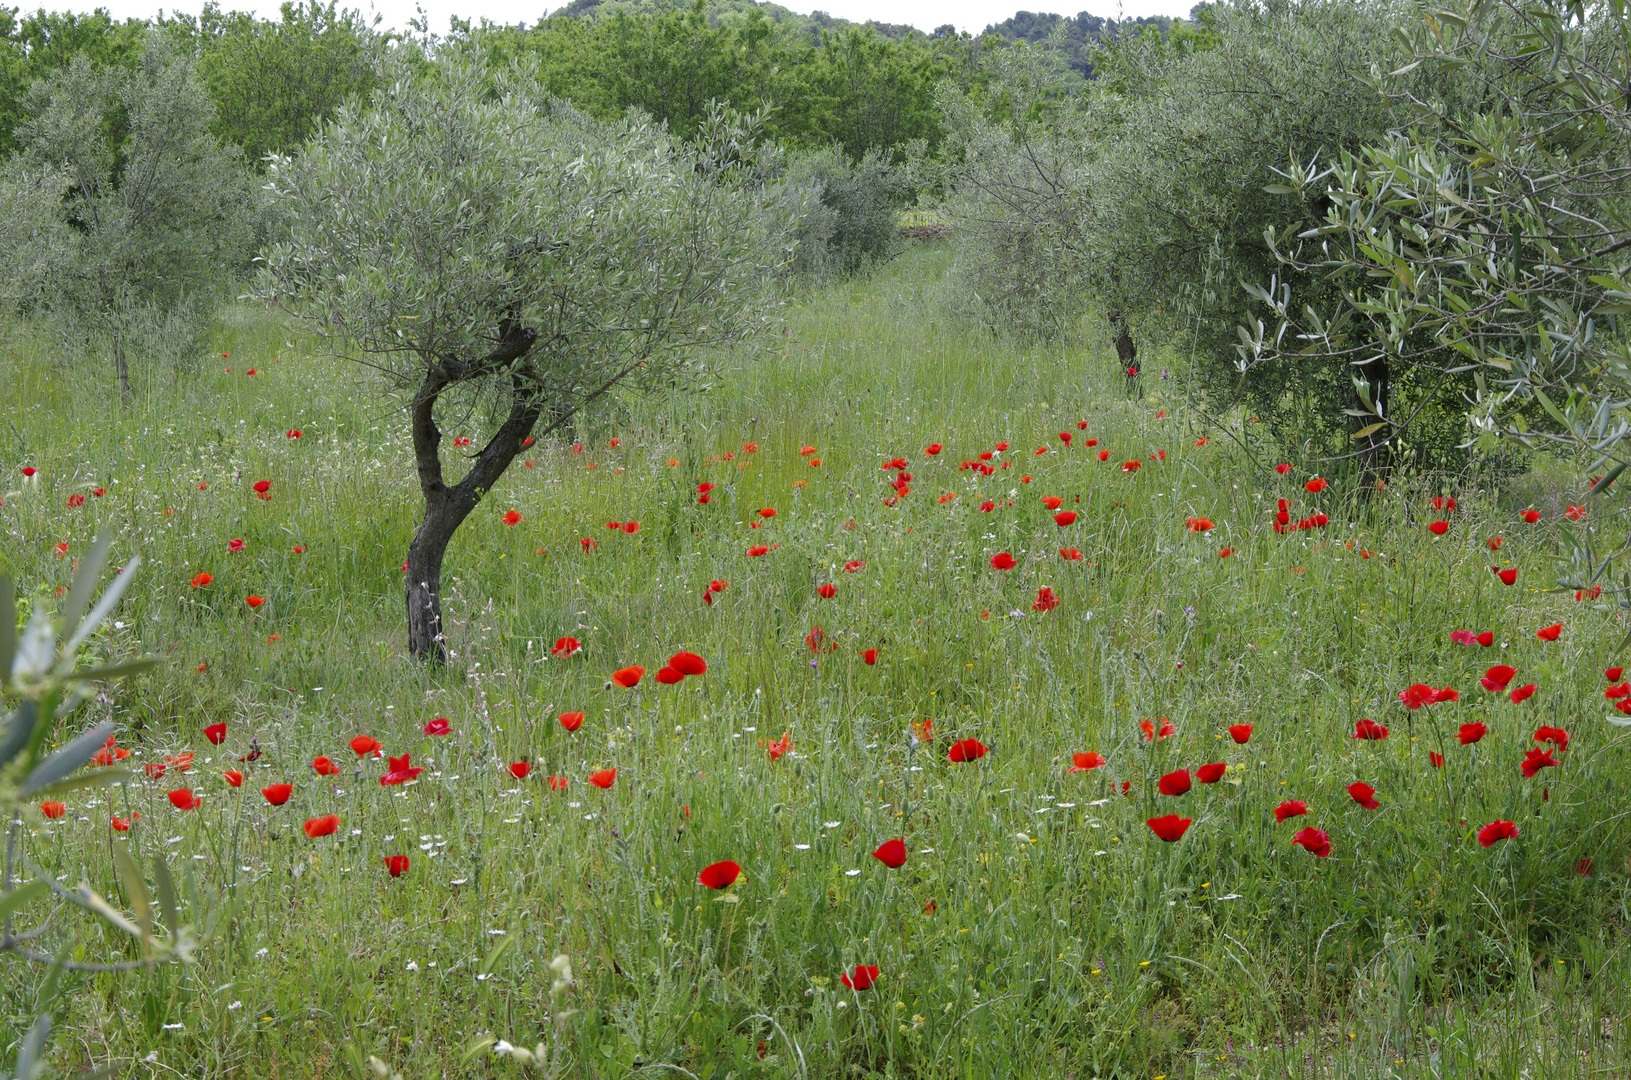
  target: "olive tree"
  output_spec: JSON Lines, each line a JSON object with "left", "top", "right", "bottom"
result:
{"left": 0, "top": 33, "right": 257, "bottom": 399}
{"left": 258, "top": 51, "right": 798, "bottom": 661}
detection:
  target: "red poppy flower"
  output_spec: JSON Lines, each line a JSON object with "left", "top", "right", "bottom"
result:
{"left": 1509, "top": 683, "right": 1536, "bottom": 704}
{"left": 841, "top": 965, "right": 880, "bottom": 990}
{"left": 1352, "top": 719, "right": 1389, "bottom": 740}
{"left": 1056, "top": 547, "right": 1083, "bottom": 562}
{"left": 1121, "top": 460, "right": 1141, "bottom": 472}
{"left": 580, "top": 537, "right": 597, "bottom": 552}
{"left": 1432, "top": 496, "right": 1457, "bottom": 512}
{"left": 551, "top": 636, "right": 582, "bottom": 658}
{"left": 1608, "top": 667, "right": 1626, "bottom": 681}
{"left": 1196, "top": 763, "right": 1227, "bottom": 784}
{"left": 1399, "top": 684, "right": 1434, "bottom": 710}
{"left": 911, "top": 718, "right": 933, "bottom": 743}
{"left": 203, "top": 721, "right": 227, "bottom": 745}
{"left": 1098, "top": 450, "right": 1110, "bottom": 461}
{"left": 312, "top": 755, "right": 340, "bottom": 776}
{"left": 286, "top": 429, "right": 302, "bottom": 439}
{"left": 190, "top": 571, "right": 214, "bottom": 589}
{"left": 1291, "top": 827, "right": 1331, "bottom": 857}
{"left": 1495, "top": 567, "right": 1518, "bottom": 586}
{"left": 1566, "top": 504, "right": 1586, "bottom": 520}
{"left": 244, "top": 595, "right": 265, "bottom": 608}
{"left": 1480, "top": 665, "right": 1517, "bottom": 692}
{"left": 1140, "top": 718, "right": 1175, "bottom": 741}
{"left": 1520, "top": 509, "right": 1541, "bottom": 523}
{"left": 754, "top": 508, "right": 778, "bottom": 521}
{"left": 1275, "top": 463, "right": 1293, "bottom": 475}
{"left": 350, "top": 735, "right": 383, "bottom": 757}
{"left": 168, "top": 789, "right": 200, "bottom": 811}
{"left": 20, "top": 466, "right": 36, "bottom": 477}
{"left": 861, "top": 647, "right": 878, "bottom": 665}
{"left": 947, "top": 738, "right": 987, "bottom": 763}
{"left": 380, "top": 752, "right": 425, "bottom": 785}
{"left": 252, "top": 480, "right": 271, "bottom": 494}
{"left": 989, "top": 552, "right": 1016, "bottom": 570}
{"left": 1057, "top": 432, "right": 1073, "bottom": 446}
{"left": 814, "top": 583, "right": 837, "bottom": 600}
{"left": 746, "top": 544, "right": 771, "bottom": 557}
{"left": 507, "top": 762, "right": 531, "bottom": 780}
{"left": 1521, "top": 748, "right": 1558, "bottom": 777}
{"left": 423, "top": 716, "right": 451, "bottom": 736}
{"left": 670, "top": 651, "right": 707, "bottom": 676}
{"left": 1428, "top": 521, "right": 1449, "bottom": 535}
{"left": 1487, "top": 537, "right": 1504, "bottom": 550}
{"left": 843, "top": 561, "right": 865, "bottom": 575}
{"left": 1040, "top": 495, "right": 1064, "bottom": 510}
{"left": 547, "top": 775, "right": 569, "bottom": 791}
{"left": 612, "top": 666, "right": 645, "bottom": 688}
{"left": 39, "top": 800, "right": 66, "bottom": 819}
{"left": 1429, "top": 751, "right": 1445, "bottom": 767}
{"left": 1476, "top": 631, "right": 1494, "bottom": 646}
{"left": 93, "top": 487, "right": 105, "bottom": 496}
{"left": 1458, "top": 722, "right": 1487, "bottom": 745}
{"left": 1032, "top": 586, "right": 1059, "bottom": 612}
{"left": 588, "top": 768, "right": 617, "bottom": 789}
{"left": 760, "top": 731, "right": 791, "bottom": 761}
{"left": 655, "top": 666, "right": 684, "bottom": 684}
{"left": 1534, "top": 725, "right": 1570, "bottom": 751}
{"left": 1227, "top": 723, "right": 1253, "bottom": 744}
{"left": 303, "top": 814, "right": 340, "bottom": 838}
{"left": 1576, "top": 857, "right": 1593, "bottom": 876}
{"left": 872, "top": 838, "right": 907, "bottom": 868}
{"left": 1304, "top": 477, "right": 1328, "bottom": 493}
{"left": 1531, "top": 621, "right": 1566, "bottom": 644}
{"left": 222, "top": 769, "right": 243, "bottom": 787}
{"left": 1053, "top": 511, "right": 1078, "bottom": 527}
{"left": 1274, "top": 800, "right": 1308, "bottom": 823}
{"left": 1347, "top": 781, "right": 1381, "bottom": 810}
{"left": 1145, "top": 814, "right": 1192, "bottom": 842}
{"left": 1577, "top": 586, "right": 1603, "bottom": 600}
{"left": 698, "top": 860, "right": 741, "bottom": 889}
{"left": 111, "top": 816, "right": 131, "bottom": 831}
{"left": 261, "top": 783, "right": 293, "bottom": 805}
{"left": 1477, "top": 820, "right": 1519, "bottom": 846}
{"left": 1158, "top": 769, "right": 1192, "bottom": 796}
{"left": 384, "top": 854, "right": 410, "bottom": 877}
{"left": 1185, "top": 517, "right": 1214, "bottom": 533}
{"left": 1069, "top": 751, "right": 1106, "bottom": 772}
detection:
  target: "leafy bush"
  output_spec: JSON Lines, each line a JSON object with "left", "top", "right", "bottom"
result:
{"left": 788, "top": 146, "right": 911, "bottom": 276}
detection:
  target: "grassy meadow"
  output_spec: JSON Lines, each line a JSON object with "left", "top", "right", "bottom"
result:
{"left": 3, "top": 243, "right": 1630, "bottom": 1078}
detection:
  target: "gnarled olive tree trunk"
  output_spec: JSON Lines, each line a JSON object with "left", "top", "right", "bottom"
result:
{"left": 405, "top": 325, "right": 540, "bottom": 662}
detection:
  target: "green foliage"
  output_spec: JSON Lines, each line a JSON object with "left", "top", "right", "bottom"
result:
{"left": 482, "top": 1, "right": 964, "bottom": 159}
{"left": 0, "top": 6, "right": 148, "bottom": 158}
{"left": 0, "top": 32, "right": 256, "bottom": 396}
{"left": 787, "top": 145, "right": 910, "bottom": 276}
{"left": 259, "top": 46, "right": 794, "bottom": 411}
{"left": 191, "top": 1, "right": 384, "bottom": 164}
{"left": 1245, "top": 0, "right": 1631, "bottom": 522}
{"left": 981, "top": 8, "right": 1181, "bottom": 79}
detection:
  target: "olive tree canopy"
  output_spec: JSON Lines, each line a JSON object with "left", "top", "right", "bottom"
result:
{"left": 258, "top": 50, "right": 799, "bottom": 660}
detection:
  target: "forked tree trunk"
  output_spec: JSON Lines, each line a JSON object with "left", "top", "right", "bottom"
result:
{"left": 405, "top": 325, "right": 541, "bottom": 662}
{"left": 401, "top": 326, "right": 650, "bottom": 661}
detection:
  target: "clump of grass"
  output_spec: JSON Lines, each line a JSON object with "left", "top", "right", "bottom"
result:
{"left": 2, "top": 245, "right": 1628, "bottom": 1078}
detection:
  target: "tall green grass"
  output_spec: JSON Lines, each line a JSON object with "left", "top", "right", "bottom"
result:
{"left": 2, "top": 244, "right": 1628, "bottom": 1078}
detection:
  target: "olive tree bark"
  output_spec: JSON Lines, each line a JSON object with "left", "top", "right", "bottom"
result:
{"left": 1109, "top": 310, "right": 1140, "bottom": 397}
{"left": 405, "top": 324, "right": 540, "bottom": 662}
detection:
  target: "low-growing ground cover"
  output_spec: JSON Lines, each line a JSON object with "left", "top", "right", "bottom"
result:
{"left": 2, "top": 244, "right": 1628, "bottom": 1078}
